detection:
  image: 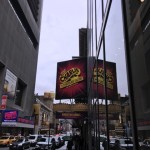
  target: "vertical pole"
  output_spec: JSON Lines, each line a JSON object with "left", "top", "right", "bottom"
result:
{"left": 48, "top": 123, "right": 50, "bottom": 149}
{"left": 101, "top": 0, "right": 110, "bottom": 149}
{"left": 34, "top": 114, "right": 36, "bottom": 134}
{"left": 121, "top": 1, "right": 139, "bottom": 150}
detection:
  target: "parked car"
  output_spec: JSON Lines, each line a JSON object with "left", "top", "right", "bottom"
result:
{"left": 140, "top": 139, "right": 150, "bottom": 150}
{"left": 117, "top": 138, "right": 133, "bottom": 150}
{"left": 109, "top": 137, "right": 117, "bottom": 149}
{"left": 34, "top": 137, "right": 56, "bottom": 150}
{"left": 15, "top": 136, "right": 24, "bottom": 141}
{"left": 62, "top": 135, "right": 72, "bottom": 142}
{"left": 9, "top": 137, "right": 30, "bottom": 150}
{"left": 28, "top": 134, "right": 43, "bottom": 146}
{"left": 100, "top": 135, "right": 106, "bottom": 150}
{"left": 35, "top": 137, "right": 52, "bottom": 150}
{"left": 138, "top": 138, "right": 143, "bottom": 147}
{"left": 0, "top": 136, "right": 16, "bottom": 146}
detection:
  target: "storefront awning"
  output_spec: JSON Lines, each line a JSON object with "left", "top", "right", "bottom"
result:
{"left": 1, "top": 122, "right": 34, "bottom": 128}
{"left": 53, "top": 103, "right": 121, "bottom": 113}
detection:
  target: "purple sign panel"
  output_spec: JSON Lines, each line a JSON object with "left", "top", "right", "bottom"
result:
{"left": 2, "top": 110, "right": 18, "bottom": 122}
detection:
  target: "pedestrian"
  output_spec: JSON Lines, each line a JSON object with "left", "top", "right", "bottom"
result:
{"left": 112, "top": 140, "right": 121, "bottom": 150}
{"left": 102, "top": 139, "right": 108, "bottom": 150}
{"left": 74, "top": 134, "right": 81, "bottom": 150}
{"left": 51, "top": 138, "right": 56, "bottom": 150}
{"left": 67, "top": 138, "right": 73, "bottom": 150}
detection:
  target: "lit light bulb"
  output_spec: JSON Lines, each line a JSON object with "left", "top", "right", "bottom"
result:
{"left": 140, "top": 0, "right": 144, "bottom": 2}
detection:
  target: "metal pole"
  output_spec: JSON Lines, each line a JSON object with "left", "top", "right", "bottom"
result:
{"left": 48, "top": 123, "right": 50, "bottom": 149}
{"left": 101, "top": 0, "right": 110, "bottom": 149}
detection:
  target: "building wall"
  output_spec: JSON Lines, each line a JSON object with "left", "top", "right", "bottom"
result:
{"left": 125, "top": 0, "right": 150, "bottom": 137}
{"left": 0, "top": 0, "right": 43, "bottom": 116}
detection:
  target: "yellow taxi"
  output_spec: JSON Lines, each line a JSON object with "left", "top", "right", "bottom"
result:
{"left": 0, "top": 136, "right": 16, "bottom": 146}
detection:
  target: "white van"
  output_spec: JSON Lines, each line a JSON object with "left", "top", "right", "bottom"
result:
{"left": 28, "top": 134, "right": 43, "bottom": 146}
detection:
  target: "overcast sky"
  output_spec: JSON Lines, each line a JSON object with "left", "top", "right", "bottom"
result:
{"left": 35, "top": 0, "right": 128, "bottom": 100}
{"left": 35, "top": 0, "right": 87, "bottom": 95}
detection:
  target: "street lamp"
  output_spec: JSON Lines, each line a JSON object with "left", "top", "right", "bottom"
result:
{"left": 140, "top": 0, "right": 144, "bottom": 2}
{"left": 48, "top": 123, "right": 51, "bottom": 149}
{"left": 33, "top": 109, "right": 38, "bottom": 134}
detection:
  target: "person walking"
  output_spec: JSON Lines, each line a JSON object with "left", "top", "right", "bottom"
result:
{"left": 102, "top": 139, "right": 108, "bottom": 150}
{"left": 51, "top": 138, "right": 56, "bottom": 150}
{"left": 112, "top": 140, "right": 121, "bottom": 150}
{"left": 67, "top": 138, "right": 73, "bottom": 150}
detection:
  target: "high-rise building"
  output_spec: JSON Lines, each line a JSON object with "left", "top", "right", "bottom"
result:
{"left": 0, "top": 0, "right": 43, "bottom": 135}
{"left": 79, "top": 28, "right": 87, "bottom": 57}
{"left": 124, "top": 0, "right": 150, "bottom": 139}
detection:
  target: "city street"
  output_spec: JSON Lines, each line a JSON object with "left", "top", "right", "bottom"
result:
{"left": 0, "top": 142, "right": 68, "bottom": 150}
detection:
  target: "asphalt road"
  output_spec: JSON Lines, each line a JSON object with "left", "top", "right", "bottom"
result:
{"left": 0, "top": 142, "right": 68, "bottom": 150}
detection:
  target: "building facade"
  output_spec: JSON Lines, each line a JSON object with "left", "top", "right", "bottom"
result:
{"left": 123, "top": 0, "right": 150, "bottom": 140}
{"left": 34, "top": 92, "right": 55, "bottom": 135}
{"left": 0, "top": 0, "right": 43, "bottom": 135}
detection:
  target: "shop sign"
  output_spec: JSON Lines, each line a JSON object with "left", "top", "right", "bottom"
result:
{"left": 18, "top": 117, "right": 34, "bottom": 125}
{"left": 56, "top": 112, "right": 87, "bottom": 119}
{"left": 0, "top": 105, "right": 6, "bottom": 110}
{"left": 2, "top": 110, "right": 18, "bottom": 122}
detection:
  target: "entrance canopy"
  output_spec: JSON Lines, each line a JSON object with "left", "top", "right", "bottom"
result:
{"left": 53, "top": 103, "right": 121, "bottom": 113}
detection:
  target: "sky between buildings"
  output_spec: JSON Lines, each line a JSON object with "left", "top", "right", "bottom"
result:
{"left": 35, "top": 0, "right": 128, "bottom": 100}
{"left": 35, "top": 0, "right": 87, "bottom": 96}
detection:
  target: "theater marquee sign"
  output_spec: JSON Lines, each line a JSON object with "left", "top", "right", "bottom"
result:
{"left": 59, "top": 67, "right": 83, "bottom": 89}
{"left": 53, "top": 103, "right": 121, "bottom": 113}
{"left": 55, "top": 58, "right": 87, "bottom": 100}
{"left": 93, "top": 60, "right": 118, "bottom": 100}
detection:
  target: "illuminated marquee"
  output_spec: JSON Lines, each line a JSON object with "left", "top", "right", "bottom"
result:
{"left": 93, "top": 60, "right": 118, "bottom": 100}
{"left": 2, "top": 110, "right": 18, "bottom": 122}
{"left": 59, "top": 68, "right": 83, "bottom": 88}
{"left": 55, "top": 58, "right": 87, "bottom": 99}
{"left": 53, "top": 103, "right": 121, "bottom": 113}
{"left": 93, "top": 68, "right": 114, "bottom": 90}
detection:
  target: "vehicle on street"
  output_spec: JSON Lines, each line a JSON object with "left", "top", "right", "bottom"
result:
{"left": 28, "top": 134, "right": 43, "bottom": 147}
{"left": 100, "top": 135, "right": 106, "bottom": 150}
{"left": 34, "top": 137, "right": 52, "bottom": 150}
{"left": 62, "top": 135, "right": 72, "bottom": 142}
{"left": 117, "top": 138, "right": 133, "bottom": 150}
{"left": 9, "top": 137, "right": 30, "bottom": 150}
{"left": 140, "top": 139, "right": 150, "bottom": 150}
{"left": 109, "top": 137, "right": 117, "bottom": 149}
{"left": 14, "top": 136, "right": 24, "bottom": 141}
{"left": 0, "top": 136, "right": 16, "bottom": 146}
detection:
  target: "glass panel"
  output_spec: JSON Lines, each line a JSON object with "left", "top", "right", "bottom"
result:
{"left": 124, "top": 0, "right": 150, "bottom": 147}
{"left": 101, "top": 0, "right": 129, "bottom": 143}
